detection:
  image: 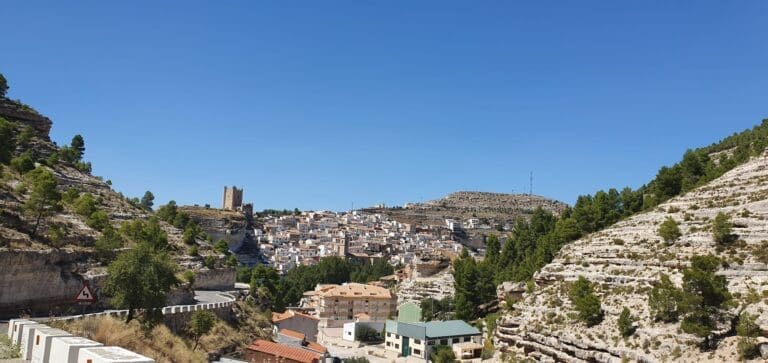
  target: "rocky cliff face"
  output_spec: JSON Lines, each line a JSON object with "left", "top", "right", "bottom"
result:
{"left": 0, "top": 99, "right": 154, "bottom": 248}
{"left": 0, "top": 97, "right": 224, "bottom": 317}
{"left": 179, "top": 206, "right": 247, "bottom": 243}
{"left": 496, "top": 152, "right": 768, "bottom": 362}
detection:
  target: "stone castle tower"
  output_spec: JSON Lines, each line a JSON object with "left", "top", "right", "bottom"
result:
{"left": 222, "top": 186, "right": 243, "bottom": 210}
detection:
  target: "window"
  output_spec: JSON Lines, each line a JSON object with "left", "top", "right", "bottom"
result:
{"left": 395, "top": 344, "right": 399, "bottom": 349}
{"left": 464, "top": 336, "right": 471, "bottom": 342}
{"left": 386, "top": 342, "right": 391, "bottom": 347}
{"left": 427, "top": 340, "right": 435, "bottom": 346}
{"left": 387, "top": 333, "right": 392, "bottom": 337}
{"left": 414, "top": 349, "right": 421, "bottom": 355}
{"left": 452, "top": 338, "right": 459, "bottom": 344}
{"left": 414, "top": 339, "right": 421, "bottom": 344}
{"left": 440, "top": 339, "right": 447, "bottom": 345}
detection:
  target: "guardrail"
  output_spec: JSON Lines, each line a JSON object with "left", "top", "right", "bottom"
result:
{"left": 53, "top": 293, "right": 236, "bottom": 322}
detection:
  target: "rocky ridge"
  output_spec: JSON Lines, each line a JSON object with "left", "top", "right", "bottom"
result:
{"left": 0, "top": 98, "right": 230, "bottom": 316}
{"left": 495, "top": 152, "right": 768, "bottom": 362}
{"left": 368, "top": 191, "right": 568, "bottom": 247}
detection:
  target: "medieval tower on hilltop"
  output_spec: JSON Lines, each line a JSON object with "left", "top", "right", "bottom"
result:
{"left": 222, "top": 186, "right": 243, "bottom": 210}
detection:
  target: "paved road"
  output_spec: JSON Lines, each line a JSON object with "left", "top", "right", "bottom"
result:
{"left": 194, "top": 290, "right": 235, "bottom": 304}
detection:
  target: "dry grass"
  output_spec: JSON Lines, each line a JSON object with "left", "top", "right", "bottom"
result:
{"left": 50, "top": 302, "right": 272, "bottom": 363}
{"left": 199, "top": 302, "right": 273, "bottom": 350}
{"left": 53, "top": 317, "right": 205, "bottom": 363}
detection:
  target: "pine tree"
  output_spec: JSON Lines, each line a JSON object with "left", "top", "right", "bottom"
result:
{"left": 0, "top": 117, "right": 14, "bottom": 164}
{"left": 70, "top": 134, "right": 85, "bottom": 160}
{"left": 485, "top": 234, "right": 500, "bottom": 265}
{"left": 648, "top": 274, "right": 682, "bottom": 322}
{"left": 568, "top": 276, "right": 603, "bottom": 326}
{"left": 188, "top": 310, "right": 216, "bottom": 351}
{"left": 140, "top": 191, "right": 154, "bottom": 210}
{"left": 22, "top": 168, "right": 62, "bottom": 238}
{"left": 0, "top": 73, "right": 8, "bottom": 98}
{"left": 103, "top": 242, "right": 178, "bottom": 324}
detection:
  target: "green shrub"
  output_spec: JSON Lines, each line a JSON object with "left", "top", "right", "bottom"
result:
{"left": 430, "top": 345, "right": 456, "bottom": 363}
{"left": 569, "top": 276, "right": 603, "bottom": 326}
{"left": 10, "top": 152, "right": 35, "bottom": 173}
{"left": 203, "top": 255, "right": 215, "bottom": 269}
{"left": 87, "top": 210, "right": 110, "bottom": 231}
{"left": 73, "top": 193, "right": 97, "bottom": 216}
{"left": 226, "top": 254, "right": 238, "bottom": 267}
{"left": 658, "top": 217, "right": 682, "bottom": 244}
{"left": 183, "top": 270, "right": 196, "bottom": 287}
{"left": 648, "top": 274, "right": 683, "bottom": 322}
{"left": 736, "top": 313, "right": 760, "bottom": 359}
{"left": 355, "top": 325, "right": 382, "bottom": 342}
{"left": 618, "top": 307, "right": 636, "bottom": 337}
{"left": 712, "top": 212, "right": 734, "bottom": 244}
{"left": 95, "top": 226, "right": 125, "bottom": 263}
{"left": 214, "top": 239, "right": 231, "bottom": 255}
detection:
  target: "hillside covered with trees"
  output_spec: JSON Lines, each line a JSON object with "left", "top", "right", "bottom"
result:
{"left": 452, "top": 120, "right": 768, "bottom": 320}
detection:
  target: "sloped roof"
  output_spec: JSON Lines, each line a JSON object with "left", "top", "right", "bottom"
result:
{"left": 305, "top": 341, "right": 328, "bottom": 354}
{"left": 272, "top": 310, "right": 319, "bottom": 323}
{"left": 425, "top": 320, "right": 481, "bottom": 338}
{"left": 320, "top": 283, "right": 393, "bottom": 299}
{"left": 278, "top": 328, "right": 305, "bottom": 341}
{"left": 386, "top": 320, "right": 481, "bottom": 340}
{"left": 247, "top": 340, "right": 320, "bottom": 363}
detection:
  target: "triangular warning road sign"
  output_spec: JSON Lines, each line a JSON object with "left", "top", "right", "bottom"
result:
{"left": 75, "top": 284, "right": 96, "bottom": 302}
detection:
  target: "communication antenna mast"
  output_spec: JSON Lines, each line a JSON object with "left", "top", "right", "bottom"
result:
{"left": 529, "top": 172, "right": 533, "bottom": 196}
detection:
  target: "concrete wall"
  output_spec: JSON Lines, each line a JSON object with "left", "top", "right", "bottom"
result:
{"left": 193, "top": 268, "right": 236, "bottom": 291}
{"left": 275, "top": 315, "right": 319, "bottom": 342}
{"left": 0, "top": 250, "right": 92, "bottom": 318}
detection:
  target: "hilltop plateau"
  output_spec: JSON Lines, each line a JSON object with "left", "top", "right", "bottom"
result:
{"left": 367, "top": 191, "right": 568, "bottom": 245}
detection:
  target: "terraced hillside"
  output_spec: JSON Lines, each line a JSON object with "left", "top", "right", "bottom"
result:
{"left": 496, "top": 151, "right": 768, "bottom": 362}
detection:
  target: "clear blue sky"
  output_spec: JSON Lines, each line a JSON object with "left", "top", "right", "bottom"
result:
{"left": 3, "top": 1, "right": 767, "bottom": 211}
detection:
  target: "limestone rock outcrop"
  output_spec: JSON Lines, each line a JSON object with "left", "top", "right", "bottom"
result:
{"left": 496, "top": 152, "right": 768, "bottom": 362}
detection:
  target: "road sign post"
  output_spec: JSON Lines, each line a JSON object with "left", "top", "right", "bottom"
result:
{"left": 74, "top": 283, "right": 96, "bottom": 315}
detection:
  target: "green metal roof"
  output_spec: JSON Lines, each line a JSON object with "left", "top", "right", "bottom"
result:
{"left": 425, "top": 320, "right": 480, "bottom": 338}
{"left": 385, "top": 320, "right": 480, "bottom": 340}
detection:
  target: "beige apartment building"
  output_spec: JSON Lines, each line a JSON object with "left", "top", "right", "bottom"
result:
{"left": 305, "top": 283, "right": 397, "bottom": 328}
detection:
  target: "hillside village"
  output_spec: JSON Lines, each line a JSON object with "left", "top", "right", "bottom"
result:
{"left": 3, "top": 74, "right": 768, "bottom": 363}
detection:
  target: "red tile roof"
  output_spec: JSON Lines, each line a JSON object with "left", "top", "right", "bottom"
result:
{"left": 247, "top": 340, "right": 320, "bottom": 363}
{"left": 271, "top": 310, "right": 319, "bottom": 323}
{"left": 305, "top": 341, "right": 327, "bottom": 354}
{"left": 278, "top": 328, "right": 306, "bottom": 340}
